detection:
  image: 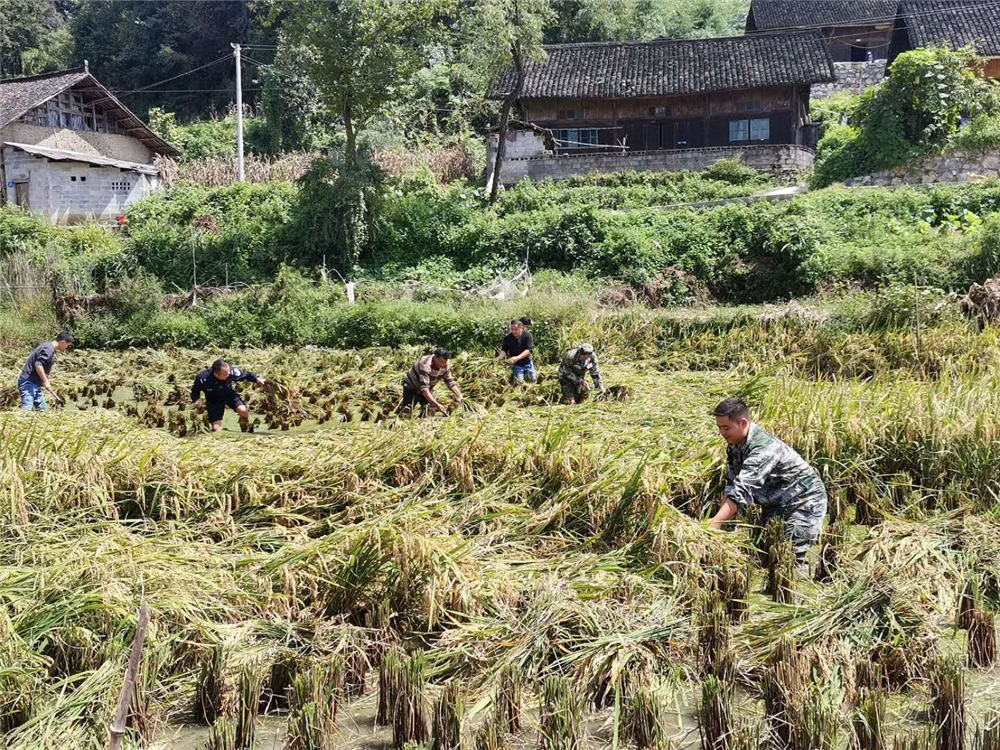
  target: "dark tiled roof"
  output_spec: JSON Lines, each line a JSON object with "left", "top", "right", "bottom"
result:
{"left": 896, "top": 1, "right": 1000, "bottom": 57}
{"left": 0, "top": 66, "right": 89, "bottom": 127}
{"left": 487, "top": 31, "right": 836, "bottom": 100}
{"left": 747, "top": 1, "right": 898, "bottom": 30}
{"left": 0, "top": 65, "right": 180, "bottom": 157}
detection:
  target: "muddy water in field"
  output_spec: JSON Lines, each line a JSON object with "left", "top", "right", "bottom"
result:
{"left": 153, "top": 688, "right": 703, "bottom": 749}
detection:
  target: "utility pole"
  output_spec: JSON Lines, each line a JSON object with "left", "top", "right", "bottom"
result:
{"left": 231, "top": 43, "right": 245, "bottom": 182}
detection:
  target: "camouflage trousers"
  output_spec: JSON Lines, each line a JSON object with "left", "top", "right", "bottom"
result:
{"left": 761, "top": 490, "right": 827, "bottom": 564}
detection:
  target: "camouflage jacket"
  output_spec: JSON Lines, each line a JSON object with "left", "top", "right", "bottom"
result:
{"left": 557, "top": 348, "right": 603, "bottom": 390}
{"left": 725, "top": 423, "right": 826, "bottom": 528}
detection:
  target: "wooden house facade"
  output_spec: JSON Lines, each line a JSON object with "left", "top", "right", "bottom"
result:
{"left": 487, "top": 32, "right": 835, "bottom": 164}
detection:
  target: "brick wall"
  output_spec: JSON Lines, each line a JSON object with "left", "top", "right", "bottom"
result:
{"left": 3, "top": 146, "right": 161, "bottom": 224}
{"left": 812, "top": 60, "right": 887, "bottom": 98}
{"left": 488, "top": 144, "right": 813, "bottom": 186}
{"left": 843, "top": 149, "right": 1000, "bottom": 187}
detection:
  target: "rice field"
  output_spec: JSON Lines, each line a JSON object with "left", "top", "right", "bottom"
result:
{"left": 2, "top": 335, "right": 1000, "bottom": 749}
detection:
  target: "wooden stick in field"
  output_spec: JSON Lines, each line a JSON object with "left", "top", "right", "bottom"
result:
{"left": 108, "top": 602, "right": 151, "bottom": 750}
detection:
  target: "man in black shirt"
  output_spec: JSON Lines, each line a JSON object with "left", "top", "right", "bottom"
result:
{"left": 17, "top": 332, "right": 73, "bottom": 410}
{"left": 190, "top": 358, "right": 266, "bottom": 432}
{"left": 498, "top": 319, "right": 536, "bottom": 383}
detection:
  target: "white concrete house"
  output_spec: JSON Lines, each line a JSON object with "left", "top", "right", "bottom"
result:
{"left": 0, "top": 63, "right": 180, "bottom": 224}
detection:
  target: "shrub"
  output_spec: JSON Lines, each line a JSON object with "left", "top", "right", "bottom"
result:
{"left": 0, "top": 205, "right": 57, "bottom": 257}
{"left": 126, "top": 181, "right": 299, "bottom": 288}
{"left": 812, "top": 46, "right": 999, "bottom": 186}
{"left": 952, "top": 112, "right": 1000, "bottom": 153}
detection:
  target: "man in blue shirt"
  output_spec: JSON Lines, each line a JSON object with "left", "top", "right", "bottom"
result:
{"left": 17, "top": 332, "right": 73, "bottom": 410}
{"left": 190, "top": 358, "right": 266, "bottom": 432}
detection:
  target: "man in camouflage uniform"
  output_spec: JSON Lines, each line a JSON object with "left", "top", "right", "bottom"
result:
{"left": 709, "top": 398, "right": 827, "bottom": 571}
{"left": 557, "top": 343, "right": 605, "bottom": 404}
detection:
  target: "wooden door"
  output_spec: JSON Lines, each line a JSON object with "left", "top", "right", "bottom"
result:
{"left": 14, "top": 182, "right": 29, "bottom": 209}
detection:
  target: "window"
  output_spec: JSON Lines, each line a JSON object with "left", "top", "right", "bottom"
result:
{"left": 750, "top": 118, "right": 770, "bottom": 141}
{"left": 728, "top": 118, "right": 770, "bottom": 143}
{"left": 648, "top": 105, "right": 671, "bottom": 117}
{"left": 554, "top": 128, "right": 599, "bottom": 149}
{"left": 70, "top": 176, "right": 77, "bottom": 182}
{"left": 111, "top": 180, "right": 133, "bottom": 192}
{"left": 558, "top": 109, "right": 577, "bottom": 120}
{"left": 738, "top": 100, "right": 763, "bottom": 113}
{"left": 80, "top": 176, "right": 86, "bottom": 182}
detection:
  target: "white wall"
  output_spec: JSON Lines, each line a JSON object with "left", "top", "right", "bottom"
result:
{"left": 3, "top": 146, "right": 161, "bottom": 224}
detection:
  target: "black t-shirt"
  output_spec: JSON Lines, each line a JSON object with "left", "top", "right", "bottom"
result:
{"left": 501, "top": 331, "right": 534, "bottom": 364}
{"left": 20, "top": 342, "right": 55, "bottom": 384}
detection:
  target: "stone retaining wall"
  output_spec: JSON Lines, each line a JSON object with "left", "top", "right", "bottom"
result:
{"left": 492, "top": 144, "right": 814, "bottom": 185}
{"left": 842, "top": 149, "right": 1000, "bottom": 187}
{"left": 812, "top": 60, "right": 886, "bottom": 98}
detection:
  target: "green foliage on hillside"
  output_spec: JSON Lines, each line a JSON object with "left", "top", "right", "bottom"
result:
{"left": 813, "top": 47, "right": 1000, "bottom": 187}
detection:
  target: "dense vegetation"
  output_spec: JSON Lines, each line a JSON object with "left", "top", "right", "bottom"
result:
{"left": 4, "top": 164, "right": 1000, "bottom": 349}
{"left": 813, "top": 47, "right": 1000, "bottom": 187}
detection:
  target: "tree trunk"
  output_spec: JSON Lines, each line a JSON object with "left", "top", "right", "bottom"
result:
{"left": 344, "top": 102, "right": 357, "bottom": 170}
{"left": 489, "top": 42, "right": 525, "bottom": 205}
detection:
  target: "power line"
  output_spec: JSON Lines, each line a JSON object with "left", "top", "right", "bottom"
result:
{"left": 109, "top": 54, "right": 233, "bottom": 99}
{"left": 111, "top": 88, "right": 263, "bottom": 93}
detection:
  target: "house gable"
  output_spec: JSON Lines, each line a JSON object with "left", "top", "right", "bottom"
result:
{"left": 0, "top": 64, "right": 180, "bottom": 157}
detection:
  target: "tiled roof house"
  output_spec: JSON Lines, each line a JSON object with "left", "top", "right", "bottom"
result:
{"left": 0, "top": 63, "right": 179, "bottom": 224}
{"left": 485, "top": 32, "right": 834, "bottom": 185}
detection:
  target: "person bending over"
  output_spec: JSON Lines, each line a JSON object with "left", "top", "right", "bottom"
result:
{"left": 17, "top": 332, "right": 73, "bottom": 411}
{"left": 401, "top": 348, "right": 463, "bottom": 416}
{"left": 191, "top": 358, "right": 266, "bottom": 432}
{"left": 557, "top": 343, "right": 604, "bottom": 404}
{"left": 709, "top": 397, "right": 827, "bottom": 574}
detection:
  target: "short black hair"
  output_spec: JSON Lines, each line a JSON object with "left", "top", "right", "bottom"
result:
{"left": 433, "top": 348, "right": 453, "bottom": 360}
{"left": 55, "top": 331, "right": 74, "bottom": 343}
{"left": 519, "top": 316, "right": 532, "bottom": 327}
{"left": 712, "top": 397, "right": 750, "bottom": 422}
{"left": 211, "top": 358, "right": 230, "bottom": 374}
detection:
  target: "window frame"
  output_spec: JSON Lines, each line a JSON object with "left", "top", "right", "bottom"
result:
{"left": 728, "top": 119, "right": 750, "bottom": 143}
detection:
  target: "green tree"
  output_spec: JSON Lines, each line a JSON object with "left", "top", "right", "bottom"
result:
{"left": 69, "top": 1, "right": 275, "bottom": 120}
{"left": 462, "top": 0, "right": 552, "bottom": 204}
{"left": 0, "top": 0, "right": 63, "bottom": 77}
{"left": 277, "top": 0, "right": 448, "bottom": 169}
{"left": 545, "top": 0, "right": 748, "bottom": 44}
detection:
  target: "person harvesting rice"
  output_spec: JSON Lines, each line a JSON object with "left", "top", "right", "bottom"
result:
{"left": 191, "top": 358, "right": 266, "bottom": 432}
{"left": 497, "top": 318, "right": 536, "bottom": 384}
{"left": 709, "top": 397, "right": 827, "bottom": 574}
{"left": 558, "top": 343, "right": 605, "bottom": 404}
{"left": 16, "top": 332, "right": 74, "bottom": 410}
{"left": 401, "top": 348, "right": 464, "bottom": 416}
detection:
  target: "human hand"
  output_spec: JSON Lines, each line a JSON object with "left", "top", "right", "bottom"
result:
{"left": 257, "top": 378, "right": 267, "bottom": 386}
{"left": 506, "top": 357, "right": 516, "bottom": 365}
